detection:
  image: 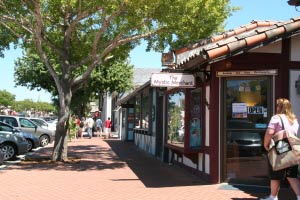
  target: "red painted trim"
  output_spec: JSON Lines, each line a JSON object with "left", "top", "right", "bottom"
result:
{"left": 208, "top": 69, "right": 220, "bottom": 183}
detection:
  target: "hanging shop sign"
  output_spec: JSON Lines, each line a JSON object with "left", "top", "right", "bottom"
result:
{"left": 216, "top": 70, "right": 278, "bottom": 77}
{"left": 151, "top": 73, "right": 195, "bottom": 88}
{"left": 161, "top": 52, "right": 175, "bottom": 66}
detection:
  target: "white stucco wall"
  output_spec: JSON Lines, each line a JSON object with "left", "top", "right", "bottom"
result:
{"left": 290, "top": 70, "right": 300, "bottom": 136}
{"left": 249, "top": 40, "right": 282, "bottom": 53}
{"left": 291, "top": 34, "right": 300, "bottom": 61}
{"left": 134, "top": 133, "right": 156, "bottom": 155}
{"left": 102, "top": 92, "right": 112, "bottom": 122}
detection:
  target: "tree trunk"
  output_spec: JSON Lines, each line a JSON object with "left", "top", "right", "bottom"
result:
{"left": 52, "top": 118, "right": 69, "bottom": 161}
{"left": 52, "top": 86, "right": 72, "bottom": 161}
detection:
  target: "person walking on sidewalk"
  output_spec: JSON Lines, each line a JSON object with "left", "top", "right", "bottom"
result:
{"left": 104, "top": 117, "right": 112, "bottom": 138}
{"left": 95, "top": 117, "right": 103, "bottom": 137}
{"left": 260, "top": 98, "right": 300, "bottom": 200}
{"left": 86, "top": 116, "right": 94, "bottom": 139}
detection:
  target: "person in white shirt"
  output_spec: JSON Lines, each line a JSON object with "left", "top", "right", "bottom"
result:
{"left": 85, "top": 116, "right": 94, "bottom": 139}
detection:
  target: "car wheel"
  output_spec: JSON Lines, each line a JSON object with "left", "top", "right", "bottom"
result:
{"left": 39, "top": 135, "right": 50, "bottom": 147}
{"left": 26, "top": 139, "right": 33, "bottom": 152}
{"left": 0, "top": 143, "right": 17, "bottom": 161}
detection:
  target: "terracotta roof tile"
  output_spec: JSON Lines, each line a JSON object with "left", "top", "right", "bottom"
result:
{"left": 175, "top": 17, "right": 300, "bottom": 68}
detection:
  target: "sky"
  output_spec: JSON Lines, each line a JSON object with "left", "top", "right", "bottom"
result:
{"left": 0, "top": 0, "right": 299, "bottom": 103}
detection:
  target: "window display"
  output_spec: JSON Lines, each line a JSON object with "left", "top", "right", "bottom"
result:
{"left": 141, "top": 95, "right": 149, "bottom": 129}
{"left": 189, "top": 88, "right": 202, "bottom": 149}
{"left": 135, "top": 97, "right": 141, "bottom": 128}
{"left": 167, "top": 90, "right": 185, "bottom": 147}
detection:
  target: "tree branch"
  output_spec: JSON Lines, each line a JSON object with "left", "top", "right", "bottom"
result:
{"left": 31, "top": 1, "right": 61, "bottom": 92}
{"left": 0, "top": 15, "right": 33, "bottom": 35}
{"left": 101, "top": 27, "right": 166, "bottom": 58}
{"left": 92, "top": 3, "right": 126, "bottom": 60}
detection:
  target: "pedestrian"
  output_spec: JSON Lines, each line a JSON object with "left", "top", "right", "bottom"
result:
{"left": 261, "top": 98, "right": 300, "bottom": 200}
{"left": 78, "top": 117, "right": 85, "bottom": 139}
{"left": 95, "top": 117, "right": 103, "bottom": 137}
{"left": 85, "top": 115, "right": 94, "bottom": 139}
{"left": 104, "top": 117, "right": 112, "bottom": 138}
{"left": 75, "top": 115, "right": 81, "bottom": 139}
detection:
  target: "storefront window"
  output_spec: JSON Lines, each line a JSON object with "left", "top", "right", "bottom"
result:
{"left": 167, "top": 90, "right": 185, "bottom": 147}
{"left": 224, "top": 77, "right": 271, "bottom": 186}
{"left": 135, "top": 97, "right": 141, "bottom": 128}
{"left": 190, "top": 88, "right": 202, "bottom": 149}
{"left": 141, "top": 95, "right": 149, "bottom": 129}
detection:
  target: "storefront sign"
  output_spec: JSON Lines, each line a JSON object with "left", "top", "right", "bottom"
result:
{"left": 247, "top": 106, "right": 264, "bottom": 114}
{"left": 217, "top": 70, "right": 278, "bottom": 77}
{"left": 151, "top": 73, "right": 195, "bottom": 88}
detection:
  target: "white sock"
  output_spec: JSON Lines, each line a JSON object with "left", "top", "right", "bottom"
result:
{"left": 297, "top": 195, "right": 300, "bottom": 200}
{"left": 270, "top": 195, "right": 277, "bottom": 200}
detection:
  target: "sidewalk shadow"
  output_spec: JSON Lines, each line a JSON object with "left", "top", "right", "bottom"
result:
{"left": 106, "top": 140, "right": 297, "bottom": 199}
{"left": 218, "top": 181, "right": 295, "bottom": 200}
{"left": 106, "top": 140, "right": 208, "bottom": 188}
{"left": 5, "top": 142, "right": 126, "bottom": 172}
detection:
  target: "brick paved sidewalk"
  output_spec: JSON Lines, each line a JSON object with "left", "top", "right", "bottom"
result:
{"left": 0, "top": 137, "right": 295, "bottom": 200}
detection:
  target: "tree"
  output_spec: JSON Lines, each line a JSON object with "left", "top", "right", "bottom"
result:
{"left": 0, "top": 0, "right": 236, "bottom": 161}
{"left": 12, "top": 99, "right": 56, "bottom": 114}
{"left": 0, "top": 90, "right": 15, "bottom": 107}
{"left": 14, "top": 53, "right": 134, "bottom": 116}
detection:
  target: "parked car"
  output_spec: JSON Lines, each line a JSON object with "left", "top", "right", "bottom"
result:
{"left": 42, "top": 116, "right": 57, "bottom": 122}
{"left": 29, "top": 118, "right": 56, "bottom": 131}
{"left": 48, "top": 118, "right": 58, "bottom": 126}
{"left": 0, "top": 115, "right": 55, "bottom": 147}
{"left": 0, "top": 121, "right": 39, "bottom": 152}
{"left": 0, "top": 127, "right": 28, "bottom": 161}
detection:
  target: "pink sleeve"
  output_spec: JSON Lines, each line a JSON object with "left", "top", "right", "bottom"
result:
{"left": 267, "top": 115, "right": 282, "bottom": 133}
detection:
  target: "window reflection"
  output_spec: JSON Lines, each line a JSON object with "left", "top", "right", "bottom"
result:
{"left": 225, "top": 77, "right": 270, "bottom": 186}
{"left": 135, "top": 97, "right": 141, "bottom": 128}
{"left": 141, "top": 95, "right": 149, "bottom": 129}
{"left": 167, "top": 90, "right": 185, "bottom": 146}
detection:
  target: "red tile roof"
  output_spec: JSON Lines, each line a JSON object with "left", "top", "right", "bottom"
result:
{"left": 175, "top": 17, "right": 300, "bottom": 68}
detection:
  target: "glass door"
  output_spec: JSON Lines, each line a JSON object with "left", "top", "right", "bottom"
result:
{"left": 222, "top": 76, "right": 272, "bottom": 186}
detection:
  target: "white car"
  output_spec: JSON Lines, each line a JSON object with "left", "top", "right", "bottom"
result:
{"left": 29, "top": 118, "right": 56, "bottom": 131}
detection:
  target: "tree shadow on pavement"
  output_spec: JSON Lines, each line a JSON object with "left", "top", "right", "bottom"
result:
{"left": 4, "top": 142, "right": 126, "bottom": 172}
{"left": 106, "top": 140, "right": 208, "bottom": 188}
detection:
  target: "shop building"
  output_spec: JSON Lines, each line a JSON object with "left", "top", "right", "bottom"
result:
{"left": 117, "top": 18, "right": 300, "bottom": 186}
{"left": 112, "top": 68, "right": 160, "bottom": 141}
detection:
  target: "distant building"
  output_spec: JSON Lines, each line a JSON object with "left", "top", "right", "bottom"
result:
{"left": 104, "top": 68, "right": 160, "bottom": 138}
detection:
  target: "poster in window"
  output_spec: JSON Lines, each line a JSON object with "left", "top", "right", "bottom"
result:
{"left": 190, "top": 89, "right": 202, "bottom": 149}
{"left": 232, "top": 103, "right": 247, "bottom": 118}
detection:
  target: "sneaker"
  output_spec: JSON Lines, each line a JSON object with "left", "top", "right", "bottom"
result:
{"left": 260, "top": 195, "right": 278, "bottom": 200}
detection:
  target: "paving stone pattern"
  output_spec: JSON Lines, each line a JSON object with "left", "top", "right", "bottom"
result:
{"left": 0, "top": 137, "right": 296, "bottom": 200}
